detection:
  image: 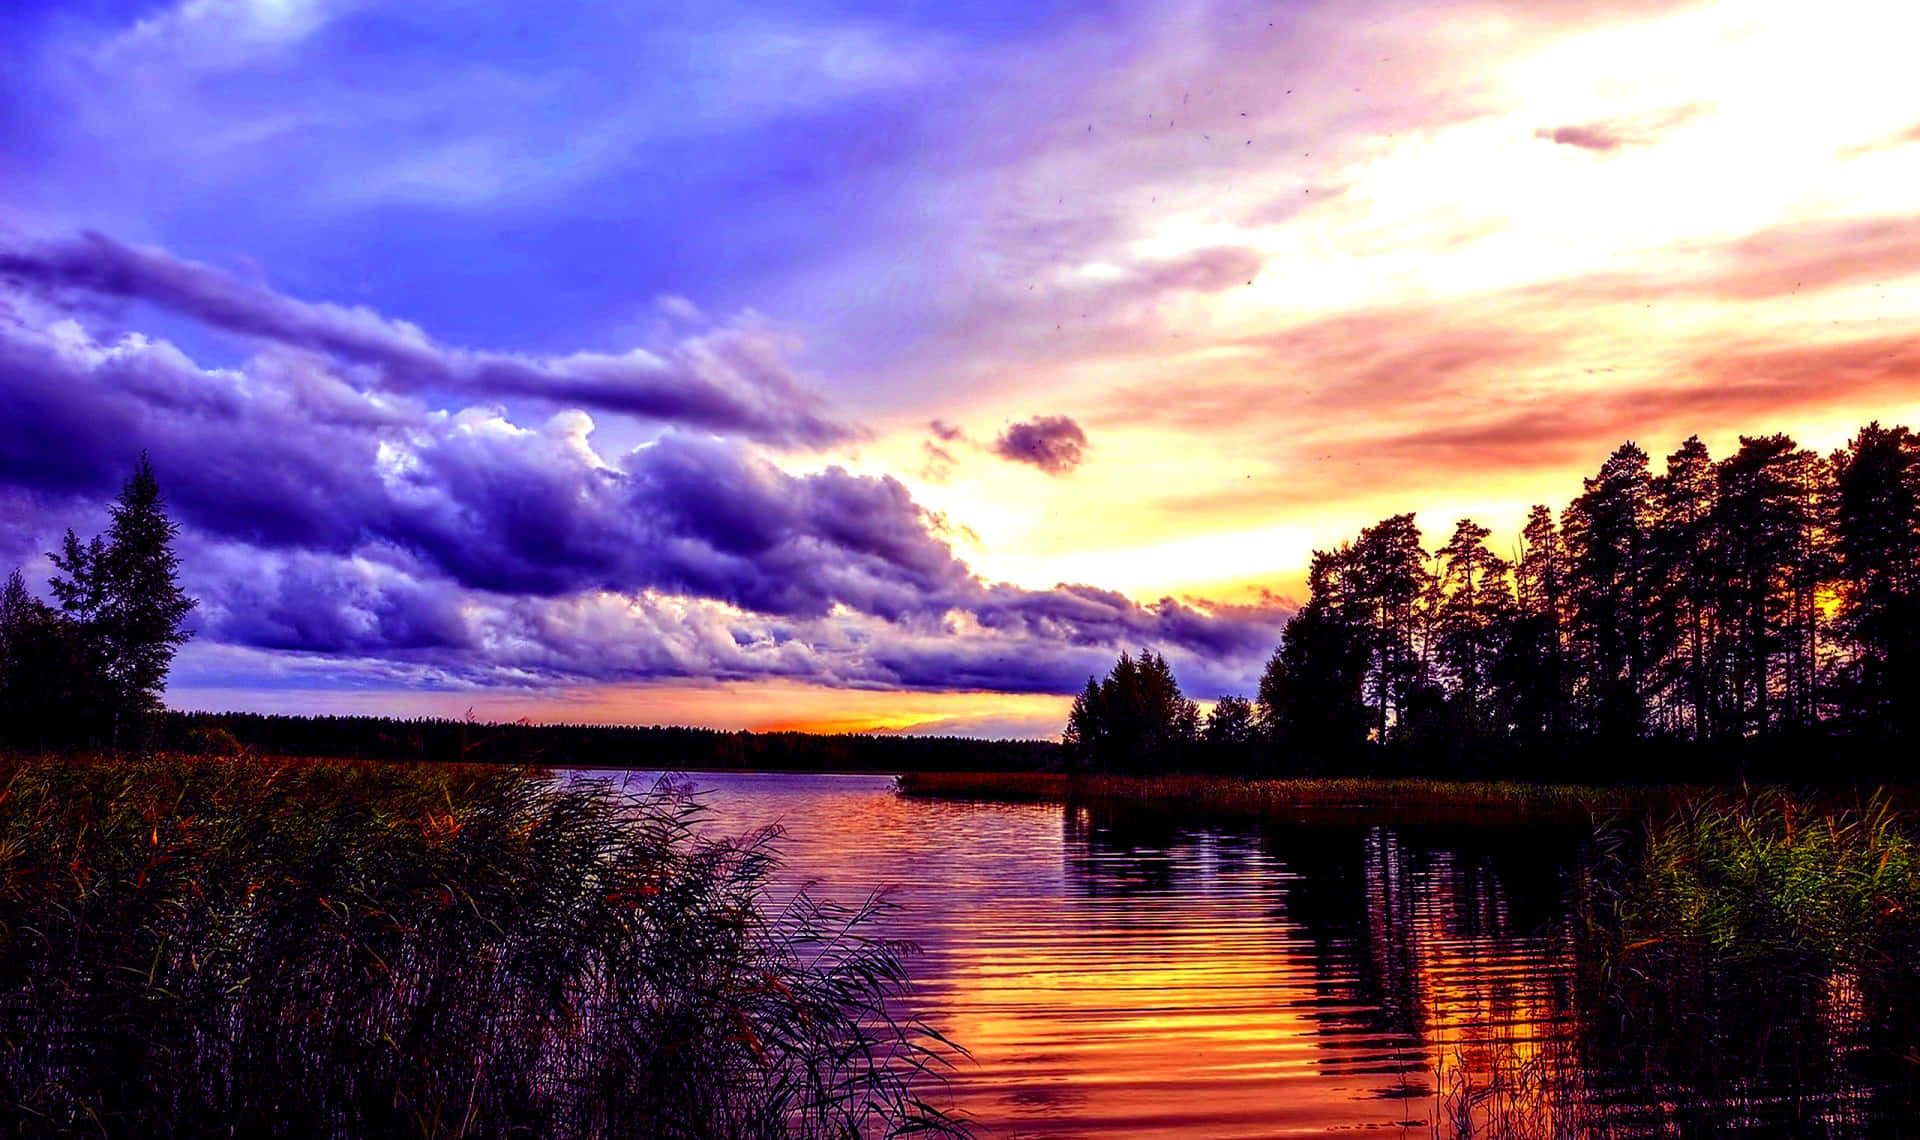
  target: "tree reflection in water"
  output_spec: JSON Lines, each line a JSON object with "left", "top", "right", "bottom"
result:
{"left": 1069, "top": 800, "right": 1920, "bottom": 1139}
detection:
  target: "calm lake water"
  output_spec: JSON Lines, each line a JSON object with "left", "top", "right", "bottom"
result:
{"left": 591, "top": 770, "right": 1590, "bottom": 1139}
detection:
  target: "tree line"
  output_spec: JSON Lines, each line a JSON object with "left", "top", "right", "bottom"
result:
{"left": 0, "top": 456, "right": 195, "bottom": 751}
{"left": 154, "top": 710, "right": 1065, "bottom": 772}
{"left": 1067, "top": 423, "right": 1920, "bottom": 784}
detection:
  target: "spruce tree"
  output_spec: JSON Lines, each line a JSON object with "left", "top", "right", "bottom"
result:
{"left": 46, "top": 454, "right": 195, "bottom": 747}
{"left": 102, "top": 454, "right": 196, "bottom": 730}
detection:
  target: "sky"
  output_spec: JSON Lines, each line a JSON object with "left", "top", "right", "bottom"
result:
{"left": 2, "top": 0, "right": 1917, "bottom": 738}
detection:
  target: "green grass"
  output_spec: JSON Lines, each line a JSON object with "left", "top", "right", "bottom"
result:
{"left": 1422, "top": 791, "right": 1920, "bottom": 1138}
{"left": 1592, "top": 791, "right": 1920, "bottom": 965}
{"left": 896, "top": 770, "right": 1681, "bottom": 827}
{"left": 0, "top": 751, "right": 966, "bottom": 1139}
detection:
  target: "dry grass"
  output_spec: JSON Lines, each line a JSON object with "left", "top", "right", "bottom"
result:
{"left": 893, "top": 771, "right": 1071, "bottom": 802}
{"left": 896, "top": 770, "right": 1683, "bottom": 828}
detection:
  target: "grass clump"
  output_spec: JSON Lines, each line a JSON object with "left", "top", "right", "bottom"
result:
{"left": 1594, "top": 792, "right": 1920, "bottom": 966}
{"left": 897, "top": 771, "right": 1671, "bottom": 828}
{"left": 892, "top": 771, "right": 1068, "bottom": 802}
{"left": 0, "top": 752, "right": 964, "bottom": 1140}
{"left": 1557, "top": 793, "right": 1920, "bottom": 1137}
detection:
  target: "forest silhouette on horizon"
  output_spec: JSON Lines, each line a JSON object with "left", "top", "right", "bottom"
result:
{"left": 1066, "top": 421, "right": 1920, "bottom": 785}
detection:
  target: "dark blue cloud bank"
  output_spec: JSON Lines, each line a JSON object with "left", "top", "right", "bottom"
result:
{"left": 0, "top": 236, "right": 1289, "bottom": 704}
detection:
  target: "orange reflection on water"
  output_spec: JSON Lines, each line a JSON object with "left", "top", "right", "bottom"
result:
{"left": 622, "top": 771, "right": 1581, "bottom": 1139}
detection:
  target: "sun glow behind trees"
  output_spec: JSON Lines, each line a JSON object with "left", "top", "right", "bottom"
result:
{"left": 1074, "top": 421, "right": 1920, "bottom": 780}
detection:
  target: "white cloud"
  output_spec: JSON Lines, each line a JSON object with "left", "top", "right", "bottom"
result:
{"left": 100, "top": 0, "right": 352, "bottom": 72}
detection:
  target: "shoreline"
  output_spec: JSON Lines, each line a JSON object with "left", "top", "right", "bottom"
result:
{"left": 896, "top": 771, "right": 1725, "bottom": 828}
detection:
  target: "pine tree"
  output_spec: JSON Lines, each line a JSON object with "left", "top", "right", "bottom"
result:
{"left": 1433, "top": 518, "right": 1513, "bottom": 723}
{"left": 1063, "top": 650, "right": 1198, "bottom": 771}
{"left": 1712, "top": 435, "right": 1831, "bottom": 737}
{"left": 1647, "top": 436, "right": 1721, "bottom": 740}
{"left": 1563, "top": 443, "right": 1654, "bottom": 740}
{"left": 1831, "top": 423, "right": 1920, "bottom": 739}
{"left": 47, "top": 529, "right": 113, "bottom": 738}
{"left": 101, "top": 454, "right": 196, "bottom": 733}
{"left": 1503, "top": 505, "right": 1570, "bottom": 744}
{"left": 1063, "top": 677, "right": 1105, "bottom": 771}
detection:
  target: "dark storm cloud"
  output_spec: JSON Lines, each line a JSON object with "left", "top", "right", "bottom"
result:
{"left": 0, "top": 313, "right": 958, "bottom": 614}
{"left": 177, "top": 551, "right": 1285, "bottom": 699}
{"left": 0, "top": 231, "right": 854, "bottom": 447}
{"left": 992, "top": 415, "right": 1087, "bottom": 475}
{"left": 188, "top": 543, "right": 475, "bottom": 656}
{"left": 0, "top": 304, "right": 1286, "bottom": 695}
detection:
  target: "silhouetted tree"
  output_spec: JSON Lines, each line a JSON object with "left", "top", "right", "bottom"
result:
{"left": 1063, "top": 676, "right": 1106, "bottom": 771}
{"left": 0, "top": 570, "right": 93, "bottom": 750}
{"left": 1063, "top": 649, "right": 1199, "bottom": 771}
{"left": 1499, "top": 504, "right": 1571, "bottom": 746}
{"left": 1647, "top": 436, "right": 1722, "bottom": 741}
{"left": 1432, "top": 518, "right": 1513, "bottom": 726}
{"left": 46, "top": 529, "right": 113, "bottom": 736}
{"left": 1830, "top": 423, "right": 1920, "bottom": 740}
{"left": 1258, "top": 549, "right": 1371, "bottom": 771}
{"left": 1712, "top": 435, "right": 1831, "bottom": 738}
{"left": 1201, "top": 694, "right": 1257, "bottom": 773}
{"left": 1347, "top": 514, "right": 1433, "bottom": 743}
{"left": 1563, "top": 443, "right": 1654, "bottom": 741}
{"left": 100, "top": 454, "right": 196, "bottom": 736}
{"left": 35, "top": 455, "right": 194, "bottom": 748}
{"left": 1255, "top": 422, "right": 1920, "bottom": 782}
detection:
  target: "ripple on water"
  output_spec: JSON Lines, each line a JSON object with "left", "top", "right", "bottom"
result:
{"left": 571, "top": 771, "right": 1580, "bottom": 1140}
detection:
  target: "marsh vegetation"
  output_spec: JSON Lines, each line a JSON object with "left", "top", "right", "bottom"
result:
{"left": 0, "top": 752, "right": 963, "bottom": 1139}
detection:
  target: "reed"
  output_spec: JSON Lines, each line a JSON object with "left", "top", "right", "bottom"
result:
{"left": 1590, "top": 790, "right": 1920, "bottom": 965}
{"left": 896, "top": 770, "right": 1676, "bottom": 827}
{"left": 0, "top": 751, "right": 965, "bottom": 1139}
{"left": 1435, "top": 791, "right": 1920, "bottom": 1138}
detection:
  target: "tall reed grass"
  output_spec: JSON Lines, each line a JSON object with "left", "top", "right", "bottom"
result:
{"left": 1565, "top": 792, "right": 1920, "bottom": 1137}
{"left": 0, "top": 752, "right": 965, "bottom": 1139}
{"left": 896, "top": 771, "right": 1673, "bottom": 828}
{"left": 1429, "top": 792, "right": 1920, "bottom": 1138}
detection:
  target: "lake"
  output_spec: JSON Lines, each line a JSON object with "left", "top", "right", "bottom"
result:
{"left": 590, "top": 770, "right": 1591, "bottom": 1139}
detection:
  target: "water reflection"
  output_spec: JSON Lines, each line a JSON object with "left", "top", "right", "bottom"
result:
{"left": 585, "top": 771, "right": 1911, "bottom": 1139}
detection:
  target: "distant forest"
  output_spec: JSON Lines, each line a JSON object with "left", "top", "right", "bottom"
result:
{"left": 154, "top": 710, "right": 1063, "bottom": 773}
{"left": 1069, "top": 423, "right": 1920, "bottom": 785}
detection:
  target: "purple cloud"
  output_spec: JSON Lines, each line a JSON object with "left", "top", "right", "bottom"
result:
{"left": 0, "top": 300, "right": 1286, "bottom": 697}
{"left": 0, "top": 232, "right": 853, "bottom": 447}
{"left": 992, "top": 415, "right": 1087, "bottom": 475}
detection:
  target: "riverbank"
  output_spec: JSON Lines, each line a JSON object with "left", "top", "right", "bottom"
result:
{"left": 897, "top": 770, "right": 1702, "bottom": 827}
